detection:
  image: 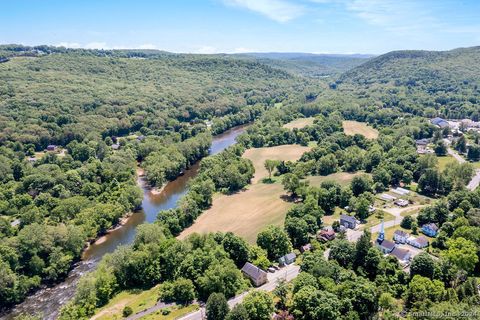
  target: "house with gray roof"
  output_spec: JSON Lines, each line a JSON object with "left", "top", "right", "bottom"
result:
{"left": 390, "top": 247, "right": 411, "bottom": 265}
{"left": 340, "top": 214, "right": 357, "bottom": 229}
{"left": 241, "top": 262, "right": 268, "bottom": 287}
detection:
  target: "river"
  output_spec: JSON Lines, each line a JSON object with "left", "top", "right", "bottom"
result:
{"left": 1, "top": 125, "right": 248, "bottom": 320}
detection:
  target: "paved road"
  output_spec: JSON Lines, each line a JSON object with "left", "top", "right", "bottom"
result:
{"left": 448, "top": 147, "right": 480, "bottom": 190}
{"left": 178, "top": 264, "right": 300, "bottom": 320}
{"left": 447, "top": 147, "right": 466, "bottom": 163}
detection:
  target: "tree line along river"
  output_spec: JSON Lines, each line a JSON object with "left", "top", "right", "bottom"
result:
{"left": 2, "top": 125, "right": 249, "bottom": 320}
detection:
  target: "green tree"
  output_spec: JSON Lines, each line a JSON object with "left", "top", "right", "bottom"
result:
{"left": 264, "top": 159, "right": 279, "bottom": 180}
{"left": 225, "top": 304, "right": 249, "bottom": 320}
{"left": 350, "top": 174, "right": 373, "bottom": 196}
{"left": 329, "top": 240, "right": 355, "bottom": 267}
{"left": 256, "top": 225, "right": 292, "bottom": 260}
{"left": 206, "top": 293, "right": 230, "bottom": 320}
{"left": 242, "top": 291, "right": 274, "bottom": 320}
{"left": 292, "top": 285, "right": 341, "bottom": 320}
{"left": 282, "top": 173, "right": 300, "bottom": 196}
{"left": 410, "top": 252, "right": 435, "bottom": 279}
{"left": 354, "top": 230, "right": 372, "bottom": 269}
{"left": 441, "top": 237, "right": 478, "bottom": 274}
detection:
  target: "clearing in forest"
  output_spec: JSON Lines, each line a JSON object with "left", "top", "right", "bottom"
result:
{"left": 244, "top": 144, "right": 311, "bottom": 183}
{"left": 179, "top": 144, "right": 311, "bottom": 243}
{"left": 306, "top": 172, "right": 365, "bottom": 187}
{"left": 283, "top": 117, "right": 316, "bottom": 130}
{"left": 342, "top": 120, "right": 379, "bottom": 139}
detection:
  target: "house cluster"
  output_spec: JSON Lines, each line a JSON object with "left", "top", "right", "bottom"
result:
{"left": 393, "top": 230, "right": 429, "bottom": 249}
{"left": 240, "top": 251, "right": 298, "bottom": 287}
{"left": 375, "top": 222, "right": 412, "bottom": 266}
{"left": 415, "top": 138, "right": 433, "bottom": 154}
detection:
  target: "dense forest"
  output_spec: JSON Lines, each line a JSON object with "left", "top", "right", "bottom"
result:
{"left": 2, "top": 44, "right": 480, "bottom": 319}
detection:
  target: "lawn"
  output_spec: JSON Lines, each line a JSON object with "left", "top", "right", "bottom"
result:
{"left": 306, "top": 172, "right": 367, "bottom": 187}
{"left": 372, "top": 225, "right": 411, "bottom": 241}
{"left": 139, "top": 305, "right": 199, "bottom": 320}
{"left": 92, "top": 286, "right": 160, "bottom": 320}
{"left": 243, "top": 144, "right": 311, "bottom": 183}
{"left": 283, "top": 117, "right": 316, "bottom": 130}
{"left": 178, "top": 182, "right": 293, "bottom": 243}
{"left": 322, "top": 207, "right": 343, "bottom": 226}
{"left": 342, "top": 121, "right": 379, "bottom": 139}
{"left": 361, "top": 210, "right": 396, "bottom": 230}
{"left": 437, "top": 155, "right": 456, "bottom": 171}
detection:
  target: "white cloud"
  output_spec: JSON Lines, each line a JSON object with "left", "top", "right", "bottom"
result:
{"left": 195, "top": 45, "right": 219, "bottom": 54}
{"left": 223, "top": 0, "right": 305, "bottom": 23}
{"left": 84, "top": 42, "right": 110, "bottom": 49}
{"left": 138, "top": 43, "right": 157, "bottom": 49}
{"left": 56, "top": 42, "right": 81, "bottom": 48}
{"left": 344, "top": 0, "right": 437, "bottom": 33}
{"left": 232, "top": 47, "right": 255, "bottom": 53}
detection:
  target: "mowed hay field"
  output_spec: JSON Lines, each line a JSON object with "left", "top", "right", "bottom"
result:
{"left": 306, "top": 172, "right": 365, "bottom": 187}
{"left": 179, "top": 144, "right": 310, "bottom": 243}
{"left": 283, "top": 117, "right": 316, "bottom": 130}
{"left": 342, "top": 120, "right": 379, "bottom": 139}
{"left": 244, "top": 144, "right": 312, "bottom": 183}
{"left": 178, "top": 183, "right": 293, "bottom": 243}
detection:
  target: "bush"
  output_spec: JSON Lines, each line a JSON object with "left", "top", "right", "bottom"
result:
{"left": 122, "top": 306, "right": 133, "bottom": 317}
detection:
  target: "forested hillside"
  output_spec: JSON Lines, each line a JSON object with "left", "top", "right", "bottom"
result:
{"left": 0, "top": 45, "right": 301, "bottom": 149}
{"left": 339, "top": 47, "right": 480, "bottom": 119}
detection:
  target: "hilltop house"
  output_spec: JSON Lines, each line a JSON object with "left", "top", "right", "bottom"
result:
{"left": 340, "top": 214, "right": 357, "bottom": 229}
{"left": 241, "top": 262, "right": 268, "bottom": 287}
{"left": 421, "top": 223, "right": 439, "bottom": 237}
{"left": 407, "top": 235, "right": 429, "bottom": 248}
{"left": 393, "top": 230, "right": 409, "bottom": 244}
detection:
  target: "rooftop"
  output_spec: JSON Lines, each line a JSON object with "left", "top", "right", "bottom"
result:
{"left": 241, "top": 262, "right": 267, "bottom": 281}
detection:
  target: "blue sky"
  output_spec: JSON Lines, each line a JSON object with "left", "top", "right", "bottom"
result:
{"left": 1, "top": 0, "right": 479, "bottom": 54}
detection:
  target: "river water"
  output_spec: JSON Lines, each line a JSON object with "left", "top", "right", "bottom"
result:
{"left": 1, "top": 125, "right": 248, "bottom": 320}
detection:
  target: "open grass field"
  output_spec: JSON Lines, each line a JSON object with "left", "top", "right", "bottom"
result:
{"left": 179, "top": 144, "right": 311, "bottom": 243}
{"left": 361, "top": 210, "right": 396, "bottom": 230}
{"left": 178, "top": 182, "right": 292, "bottom": 243}
{"left": 243, "top": 144, "right": 311, "bottom": 183}
{"left": 91, "top": 286, "right": 160, "bottom": 320}
{"left": 437, "top": 155, "right": 456, "bottom": 171}
{"left": 342, "top": 121, "right": 379, "bottom": 139}
{"left": 139, "top": 305, "right": 199, "bottom": 320}
{"left": 283, "top": 117, "right": 316, "bottom": 130}
{"left": 306, "top": 172, "right": 366, "bottom": 187}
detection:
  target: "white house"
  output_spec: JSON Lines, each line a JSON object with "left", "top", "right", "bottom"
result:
{"left": 393, "top": 230, "right": 409, "bottom": 244}
{"left": 407, "top": 235, "right": 429, "bottom": 248}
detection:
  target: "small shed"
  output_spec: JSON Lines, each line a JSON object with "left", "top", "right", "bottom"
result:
{"left": 394, "top": 199, "right": 409, "bottom": 207}
{"left": 241, "top": 262, "right": 268, "bottom": 287}
{"left": 46, "top": 145, "right": 57, "bottom": 151}
{"left": 380, "top": 194, "right": 397, "bottom": 202}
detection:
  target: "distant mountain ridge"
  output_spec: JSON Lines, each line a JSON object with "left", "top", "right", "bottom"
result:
{"left": 234, "top": 52, "right": 373, "bottom": 77}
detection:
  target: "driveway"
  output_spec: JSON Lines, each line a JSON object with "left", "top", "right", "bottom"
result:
{"left": 177, "top": 264, "right": 300, "bottom": 320}
{"left": 448, "top": 147, "right": 480, "bottom": 190}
